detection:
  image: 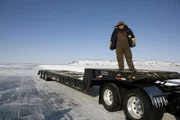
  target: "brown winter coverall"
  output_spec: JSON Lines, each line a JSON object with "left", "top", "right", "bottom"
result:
{"left": 110, "top": 24, "right": 136, "bottom": 70}
{"left": 116, "top": 30, "right": 134, "bottom": 69}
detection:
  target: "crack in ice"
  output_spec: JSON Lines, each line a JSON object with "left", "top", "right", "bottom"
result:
{"left": 3, "top": 87, "right": 20, "bottom": 104}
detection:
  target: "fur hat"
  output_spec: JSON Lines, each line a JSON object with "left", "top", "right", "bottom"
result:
{"left": 114, "top": 21, "right": 125, "bottom": 27}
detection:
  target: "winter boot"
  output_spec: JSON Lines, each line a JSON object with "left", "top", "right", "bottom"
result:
{"left": 129, "top": 68, "right": 137, "bottom": 72}
{"left": 118, "top": 68, "right": 124, "bottom": 72}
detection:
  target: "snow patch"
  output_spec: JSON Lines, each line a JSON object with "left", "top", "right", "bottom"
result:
{"left": 69, "top": 60, "right": 180, "bottom": 67}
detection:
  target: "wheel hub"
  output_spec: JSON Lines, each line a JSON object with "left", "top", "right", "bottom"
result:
{"left": 127, "top": 96, "right": 144, "bottom": 119}
{"left": 103, "top": 89, "right": 113, "bottom": 106}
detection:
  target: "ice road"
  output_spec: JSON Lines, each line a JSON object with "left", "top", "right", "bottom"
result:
{"left": 0, "top": 64, "right": 179, "bottom": 120}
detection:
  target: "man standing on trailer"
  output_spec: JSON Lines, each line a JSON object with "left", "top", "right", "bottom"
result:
{"left": 110, "top": 21, "right": 136, "bottom": 72}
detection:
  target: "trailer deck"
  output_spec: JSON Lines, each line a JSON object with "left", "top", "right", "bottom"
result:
{"left": 38, "top": 68, "right": 180, "bottom": 92}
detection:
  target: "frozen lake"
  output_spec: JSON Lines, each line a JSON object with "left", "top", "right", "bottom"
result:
{"left": 0, "top": 64, "right": 179, "bottom": 120}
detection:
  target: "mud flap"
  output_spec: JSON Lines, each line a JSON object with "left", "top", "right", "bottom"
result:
{"left": 143, "top": 86, "right": 168, "bottom": 108}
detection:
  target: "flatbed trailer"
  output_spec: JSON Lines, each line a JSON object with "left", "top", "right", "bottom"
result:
{"left": 38, "top": 68, "right": 180, "bottom": 120}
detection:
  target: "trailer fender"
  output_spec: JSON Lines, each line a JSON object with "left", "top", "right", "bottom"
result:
{"left": 141, "top": 86, "right": 169, "bottom": 108}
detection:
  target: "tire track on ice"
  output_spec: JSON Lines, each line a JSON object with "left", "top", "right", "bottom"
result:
{"left": 36, "top": 81, "right": 73, "bottom": 120}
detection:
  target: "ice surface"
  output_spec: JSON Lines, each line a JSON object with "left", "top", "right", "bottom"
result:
{"left": 0, "top": 62, "right": 179, "bottom": 120}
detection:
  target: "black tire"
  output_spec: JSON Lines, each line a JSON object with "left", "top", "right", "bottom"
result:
{"left": 174, "top": 109, "right": 180, "bottom": 117}
{"left": 101, "top": 83, "right": 123, "bottom": 112}
{"left": 41, "top": 72, "right": 45, "bottom": 79}
{"left": 123, "top": 88, "right": 164, "bottom": 120}
{"left": 40, "top": 72, "right": 43, "bottom": 78}
{"left": 44, "top": 73, "right": 48, "bottom": 81}
{"left": 44, "top": 73, "right": 51, "bottom": 81}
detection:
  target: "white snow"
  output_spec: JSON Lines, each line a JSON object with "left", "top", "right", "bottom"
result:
{"left": 69, "top": 60, "right": 180, "bottom": 67}
{"left": 40, "top": 64, "right": 118, "bottom": 73}
{"left": 0, "top": 64, "right": 39, "bottom": 76}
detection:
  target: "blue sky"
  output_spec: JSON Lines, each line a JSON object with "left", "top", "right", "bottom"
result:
{"left": 0, "top": 0, "right": 180, "bottom": 64}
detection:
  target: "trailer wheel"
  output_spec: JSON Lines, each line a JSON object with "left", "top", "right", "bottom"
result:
{"left": 101, "top": 83, "right": 123, "bottom": 112}
{"left": 41, "top": 72, "right": 45, "bottom": 79}
{"left": 44, "top": 73, "right": 51, "bottom": 81}
{"left": 123, "top": 88, "right": 164, "bottom": 120}
{"left": 40, "top": 72, "right": 43, "bottom": 78}
{"left": 44, "top": 73, "right": 48, "bottom": 81}
{"left": 174, "top": 109, "right": 180, "bottom": 117}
